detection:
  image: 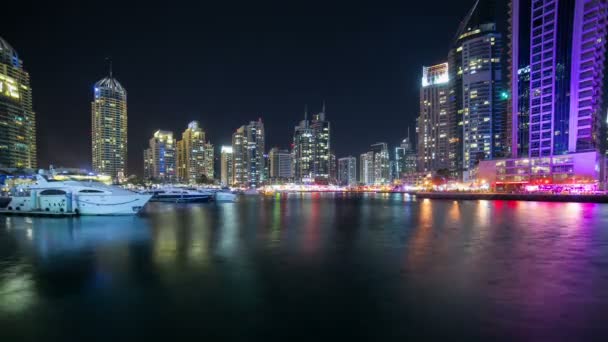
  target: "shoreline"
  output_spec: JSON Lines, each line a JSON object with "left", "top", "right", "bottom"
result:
{"left": 415, "top": 192, "right": 608, "bottom": 203}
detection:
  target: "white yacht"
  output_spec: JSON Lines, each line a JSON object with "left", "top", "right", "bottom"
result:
{"left": 1, "top": 175, "right": 152, "bottom": 215}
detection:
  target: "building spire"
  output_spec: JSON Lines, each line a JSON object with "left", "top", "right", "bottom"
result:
{"left": 322, "top": 100, "right": 326, "bottom": 114}
{"left": 304, "top": 104, "right": 308, "bottom": 121}
{"left": 106, "top": 56, "right": 113, "bottom": 78}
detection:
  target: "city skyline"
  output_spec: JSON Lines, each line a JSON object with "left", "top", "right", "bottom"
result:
{"left": 1, "top": 0, "right": 483, "bottom": 176}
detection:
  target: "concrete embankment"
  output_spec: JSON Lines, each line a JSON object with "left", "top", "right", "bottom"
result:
{"left": 415, "top": 192, "right": 608, "bottom": 203}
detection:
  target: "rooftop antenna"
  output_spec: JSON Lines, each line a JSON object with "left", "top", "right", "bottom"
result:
{"left": 106, "top": 56, "right": 113, "bottom": 78}
{"left": 322, "top": 100, "right": 326, "bottom": 113}
{"left": 304, "top": 104, "right": 308, "bottom": 121}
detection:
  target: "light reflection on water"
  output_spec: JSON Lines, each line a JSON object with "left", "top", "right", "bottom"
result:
{"left": 1, "top": 194, "right": 608, "bottom": 340}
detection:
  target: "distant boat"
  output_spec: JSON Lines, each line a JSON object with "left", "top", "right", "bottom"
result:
{"left": 242, "top": 188, "right": 259, "bottom": 196}
{"left": 145, "top": 187, "right": 213, "bottom": 203}
{"left": 214, "top": 190, "right": 237, "bottom": 202}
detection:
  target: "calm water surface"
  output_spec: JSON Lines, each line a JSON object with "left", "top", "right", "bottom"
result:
{"left": 1, "top": 193, "right": 608, "bottom": 341}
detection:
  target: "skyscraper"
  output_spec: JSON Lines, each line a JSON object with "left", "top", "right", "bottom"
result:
{"left": 370, "top": 142, "right": 390, "bottom": 185}
{"left": 143, "top": 130, "right": 176, "bottom": 182}
{"left": 220, "top": 145, "right": 233, "bottom": 186}
{"left": 292, "top": 104, "right": 331, "bottom": 183}
{"left": 395, "top": 130, "right": 418, "bottom": 177}
{"left": 338, "top": 156, "right": 357, "bottom": 186}
{"left": 511, "top": 0, "right": 607, "bottom": 157}
{"left": 448, "top": 0, "right": 508, "bottom": 178}
{"left": 359, "top": 151, "right": 374, "bottom": 185}
{"left": 0, "top": 37, "right": 36, "bottom": 169}
{"left": 417, "top": 62, "right": 450, "bottom": 172}
{"left": 92, "top": 64, "right": 127, "bottom": 180}
{"left": 478, "top": 0, "right": 608, "bottom": 188}
{"left": 269, "top": 147, "right": 292, "bottom": 182}
{"left": 232, "top": 119, "right": 265, "bottom": 188}
{"left": 176, "top": 121, "right": 213, "bottom": 183}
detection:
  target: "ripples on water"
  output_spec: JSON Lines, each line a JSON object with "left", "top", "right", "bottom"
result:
{"left": 1, "top": 193, "right": 608, "bottom": 341}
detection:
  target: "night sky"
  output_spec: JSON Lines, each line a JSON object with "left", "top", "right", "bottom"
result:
{"left": 4, "top": 0, "right": 475, "bottom": 176}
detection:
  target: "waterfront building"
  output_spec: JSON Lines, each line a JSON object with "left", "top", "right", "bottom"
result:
{"left": 220, "top": 145, "right": 234, "bottom": 186}
{"left": 338, "top": 156, "right": 357, "bottom": 186}
{"left": 480, "top": 0, "right": 608, "bottom": 189}
{"left": 176, "top": 121, "right": 213, "bottom": 184}
{"left": 292, "top": 104, "right": 331, "bottom": 183}
{"left": 143, "top": 130, "right": 176, "bottom": 182}
{"left": 329, "top": 152, "right": 337, "bottom": 184}
{"left": 448, "top": 0, "right": 508, "bottom": 179}
{"left": 359, "top": 151, "right": 374, "bottom": 185}
{"left": 232, "top": 119, "right": 265, "bottom": 188}
{"left": 269, "top": 147, "right": 292, "bottom": 182}
{"left": 370, "top": 142, "right": 390, "bottom": 185}
{"left": 0, "top": 37, "right": 36, "bottom": 169}
{"left": 417, "top": 62, "right": 450, "bottom": 173}
{"left": 91, "top": 64, "right": 127, "bottom": 181}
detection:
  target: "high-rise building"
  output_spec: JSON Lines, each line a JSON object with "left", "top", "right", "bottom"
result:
{"left": 292, "top": 104, "right": 331, "bottom": 183}
{"left": 269, "top": 147, "right": 292, "bottom": 182}
{"left": 143, "top": 130, "right": 176, "bottom": 182}
{"left": 220, "top": 145, "right": 233, "bottom": 186}
{"left": 395, "top": 131, "right": 418, "bottom": 177}
{"left": 0, "top": 37, "right": 36, "bottom": 169}
{"left": 359, "top": 151, "right": 374, "bottom": 185}
{"left": 176, "top": 121, "right": 213, "bottom": 183}
{"left": 478, "top": 0, "right": 608, "bottom": 188}
{"left": 370, "top": 142, "right": 390, "bottom": 185}
{"left": 448, "top": 0, "right": 508, "bottom": 179}
{"left": 511, "top": 0, "right": 607, "bottom": 157}
{"left": 232, "top": 119, "right": 265, "bottom": 188}
{"left": 417, "top": 62, "right": 450, "bottom": 173}
{"left": 329, "top": 152, "right": 337, "bottom": 184}
{"left": 91, "top": 65, "right": 127, "bottom": 180}
{"left": 338, "top": 156, "right": 357, "bottom": 186}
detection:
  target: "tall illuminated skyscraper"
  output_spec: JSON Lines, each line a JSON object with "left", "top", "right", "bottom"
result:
{"left": 448, "top": 0, "right": 508, "bottom": 178}
{"left": 91, "top": 64, "right": 127, "bottom": 180}
{"left": 417, "top": 62, "right": 450, "bottom": 172}
{"left": 220, "top": 145, "right": 233, "bottom": 186}
{"left": 510, "top": 0, "right": 607, "bottom": 157}
{"left": 176, "top": 121, "right": 213, "bottom": 183}
{"left": 232, "top": 119, "right": 265, "bottom": 188}
{"left": 338, "top": 156, "right": 357, "bottom": 186}
{"left": 0, "top": 36, "right": 36, "bottom": 169}
{"left": 359, "top": 151, "right": 374, "bottom": 185}
{"left": 143, "top": 130, "right": 176, "bottom": 182}
{"left": 370, "top": 142, "right": 390, "bottom": 185}
{"left": 292, "top": 104, "right": 331, "bottom": 183}
{"left": 269, "top": 147, "right": 292, "bottom": 182}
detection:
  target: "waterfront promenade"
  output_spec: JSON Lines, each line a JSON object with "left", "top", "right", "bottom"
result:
{"left": 415, "top": 192, "right": 608, "bottom": 203}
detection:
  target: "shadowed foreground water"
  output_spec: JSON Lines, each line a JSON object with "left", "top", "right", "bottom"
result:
{"left": 1, "top": 193, "right": 608, "bottom": 341}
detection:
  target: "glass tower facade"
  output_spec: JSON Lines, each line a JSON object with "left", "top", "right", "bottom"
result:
{"left": 0, "top": 37, "right": 36, "bottom": 169}
{"left": 92, "top": 71, "right": 127, "bottom": 180}
{"left": 143, "top": 130, "right": 176, "bottom": 182}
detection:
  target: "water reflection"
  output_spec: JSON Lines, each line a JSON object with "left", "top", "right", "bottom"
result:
{"left": 0, "top": 197, "right": 608, "bottom": 340}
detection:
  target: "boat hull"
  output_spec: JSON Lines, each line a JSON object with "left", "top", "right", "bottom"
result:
{"left": 150, "top": 195, "right": 212, "bottom": 203}
{"left": 75, "top": 194, "right": 153, "bottom": 215}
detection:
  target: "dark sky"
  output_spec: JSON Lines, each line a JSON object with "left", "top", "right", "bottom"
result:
{"left": 4, "top": 0, "right": 473, "bottom": 176}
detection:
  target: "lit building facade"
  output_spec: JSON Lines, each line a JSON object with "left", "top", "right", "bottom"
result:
{"left": 92, "top": 68, "right": 127, "bottom": 180}
{"left": 396, "top": 134, "right": 417, "bottom": 177}
{"left": 0, "top": 37, "right": 36, "bottom": 169}
{"left": 220, "top": 145, "right": 233, "bottom": 186}
{"left": 143, "top": 130, "right": 176, "bottom": 182}
{"left": 338, "top": 156, "right": 357, "bottom": 186}
{"left": 417, "top": 62, "right": 450, "bottom": 172}
{"left": 448, "top": 0, "right": 508, "bottom": 179}
{"left": 269, "top": 147, "right": 292, "bottom": 182}
{"left": 232, "top": 119, "right": 265, "bottom": 188}
{"left": 292, "top": 105, "right": 331, "bottom": 183}
{"left": 176, "top": 121, "right": 213, "bottom": 183}
{"left": 480, "top": 0, "right": 608, "bottom": 189}
{"left": 359, "top": 152, "right": 374, "bottom": 185}
{"left": 370, "top": 142, "right": 390, "bottom": 185}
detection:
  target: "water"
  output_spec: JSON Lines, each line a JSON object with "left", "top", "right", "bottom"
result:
{"left": 1, "top": 193, "right": 608, "bottom": 341}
